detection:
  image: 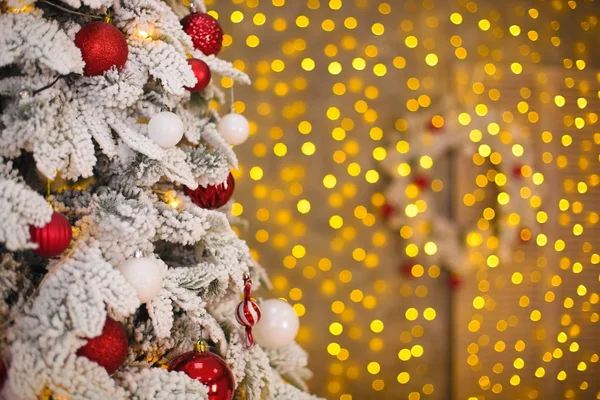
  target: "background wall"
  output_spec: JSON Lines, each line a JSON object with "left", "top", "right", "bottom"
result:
{"left": 206, "top": 0, "right": 600, "bottom": 398}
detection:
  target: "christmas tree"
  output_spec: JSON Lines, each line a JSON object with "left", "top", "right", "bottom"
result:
{"left": 0, "top": 1, "right": 318, "bottom": 399}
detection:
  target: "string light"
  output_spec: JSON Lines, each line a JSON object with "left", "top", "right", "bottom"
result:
{"left": 207, "top": 0, "right": 600, "bottom": 397}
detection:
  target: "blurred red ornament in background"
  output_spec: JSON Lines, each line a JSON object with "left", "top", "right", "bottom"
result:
{"left": 400, "top": 262, "right": 415, "bottom": 279}
{"left": 380, "top": 202, "right": 396, "bottom": 220}
{"left": 414, "top": 175, "right": 430, "bottom": 190}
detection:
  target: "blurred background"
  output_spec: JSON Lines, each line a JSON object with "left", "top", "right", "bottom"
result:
{"left": 207, "top": 0, "right": 599, "bottom": 398}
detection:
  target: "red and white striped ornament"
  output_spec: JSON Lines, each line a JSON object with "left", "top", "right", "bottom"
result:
{"left": 235, "top": 274, "right": 261, "bottom": 348}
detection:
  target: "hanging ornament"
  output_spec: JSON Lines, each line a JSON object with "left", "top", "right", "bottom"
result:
{"left": 413, "top": 175, "right": 429, "bottom": 190}
{"left": 118, "top": 250, "right": 164, "bottom": 304}
{"left": 186, "top": 58, "right": 211, "bottom": 92}
{"left": 450, "top": 273, "right": 463, "bottom": 290}
{"left": 235, "top": 274, "right": 261, "bottom": 348}
{"left": 29, "top": 211, "right": 72, "bottom": 257}
{"left": 169, "top": 338, "right": 235, "bottom": 400}
{"left": 181, "top": 13, "right": 223, "bottom": 56}
{"left": 380, "top": 202, "right": 396, "bottom": 220}
{"left": 400, "top": 262, "right": 415, "bottom": 279}
{"left": 512, "top": 164, "right": 523, "bottom": 178}
{"left": 253, "top": 299, "right": 299, "bottom": 349}
{"left": 184, "top": 173, "right": 235, "bottom": 210}
{"left": 0, "top": 359, "right": 6, "bottom": 392}
{"left": 148, "top": 111, "right": 184, "bottom": 148}
{"left": 426, "top": 117, "right": 444, "bottom": 133}
{"left": 76, "top": 316, "right": 128, "bottom": 374}
{"left": 74, "top": 22, "right": 129, "bottom": 77}
{"left": 217, "top": 113, "right": 250, "bottom": 146}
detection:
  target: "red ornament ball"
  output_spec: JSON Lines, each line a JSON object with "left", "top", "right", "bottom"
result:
{"left": 75, "top": 22, "right": 128, "bottom": 76}
{"left": 76, "top": 317, "right": 128, "bottom": 375}
{"left": 181, "top": 13, "right": 224, "bottom": 56}
{"left": 186, "top": 58, "right": 211, "bottom": 92}
{"left": 0, "top": 359, "right": 6, "bottom": 392}
{"left": 380, "top": 202, "right": 396, "bottom": 220}
{"left": 512, "top": 164, "right": 523, "bottom": 178}
{"left": 30, "top": 212, "right": 72, "bottom": 257}
{"left": 184, "top": 173, "right": 235, "bottom": 210}
{"left": 400, "top": 262, "right": 415, "bottom": 279}
{"left": 414, "top": 175, "right": 430, "bottom": 190}
{"left": 450, "top": 273, "right": 464, "bottom": 290}
{"left": 169, "top": 348, "right": 234, "bottom": 400}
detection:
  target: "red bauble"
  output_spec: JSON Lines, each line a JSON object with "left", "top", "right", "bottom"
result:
{"left": 426, "top": 120, "right": 443, "bottom": 133}
{"left": 181, "top": 13, "right": 224, "bottom": 56}
{"left": 75, "top": 22, "right": 129, "bottom": 76}
{"left": 450, "top": 273, "right": 463, "bottom": 290}
{"left": 414, "top": 175, "right": 430, "bottom": 190}
{"left": 0, "top": 359, "right": 6, "bottom": 392}
{"left": 169, "top": 348, "right": 234, "bottom": 400}
{"left": 30, "top": 212, "right": 72, "bottom": 257}
{"left": 512, "top": 164, "right": 523, "bottom": 178}
{"left": 76, "top": 317, "right": 128, "bottom": 375}
{"left": 400, "top": 262, "right": 415, "bottom": 279}
{"left": 186, "top": 58, "right": 211, "bottom": 92}
{"left": 184, "top": 173, "right": 235, "bottom": 210}
{"left": 381, "top": 202, "right": 396, "bottom": 220}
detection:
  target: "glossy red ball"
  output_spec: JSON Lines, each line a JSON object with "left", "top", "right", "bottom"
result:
{"left": 30, "top": 212, "right": 72, "bottom": 257}
{"left": 186, "top": 59, "right": 211, "bottom": 92}
{"left": 76, "top": 317, "right": 128, "bottom": 375}
{"left": 184, "top": 173, "right": 235, "bottom": 210}
{"left": 169, "top": 350, "right": 234, "bottom": 400}
{"left": 181, "top": 13, "right": 224, "bottom": 56}
{"left": 75, "top": 22, "right": 128, "bottom": 76}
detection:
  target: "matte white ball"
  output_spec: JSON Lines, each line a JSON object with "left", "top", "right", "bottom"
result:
{"left": 253, "top": 299, "right": 299, "bottom": 349}
{"left": 118, "top": 257, "right": 164, "bottom": 303}
{"left": 148, "top": 111, "right": 184, "bottom": 148}
{"left": 217, "top": 113, "right": 250, "bottom": 146}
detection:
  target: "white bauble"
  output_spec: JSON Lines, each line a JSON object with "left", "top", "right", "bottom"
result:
{"left": 148, "top": 111, "right": 184, "bottom": 148}
{"left": 217, "top": 113, "right": 250, "bottom": 146}
{"left": 118, "top": 257, "right": 164, "bottom": 303}
{"left": 253, "top": 299, "right": 299, "bottom": 349}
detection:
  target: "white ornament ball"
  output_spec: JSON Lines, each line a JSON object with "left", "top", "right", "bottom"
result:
{"left": 217, "top": 113, "right": 250, "bottom": 146}
{"left": 253, "top": 299, "right": 299, "bottom": 349}
{"left": 148, "top": 111, "right": 184, "bottom": 148}
{"left": 118, "top": 257, "right": 164, "bottom": 303}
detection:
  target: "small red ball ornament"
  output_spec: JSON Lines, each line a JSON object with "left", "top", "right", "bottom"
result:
{"left": 512, "top": 164, "right": 523, "bottom": 178}
{"left": 30, "top": 212, "right": 72, "bottom": 257}
{"left": 181, "top": 13, "right": 224, "bottom": 56}
{"left": 184, "top": 173, "right": 235, "bottom": 210}
{"left": 76, "top": 317, "right": 128, "bottom": 375}
{"left": 414, "top": 175, "right": 430, "bottom": 190}
{"left": 380, "top": 202, "right": 396, "bottom": 220}
{"left": 400, "top": 262, "right": 415, "bottom": 279}
{"left": 0, "top": 359, "right": 7, "bottom": 392}
{"left": 169, "top": 341, "right": 234, "bottom": 400}
{"left": 186, "top": 59, "right": 211, "bottom": 92}
{"left": 450, "top": 273, "right": 463, "bottom": 290}
{"left": 75, "top": 22, "right": 129, "bottom": 76}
